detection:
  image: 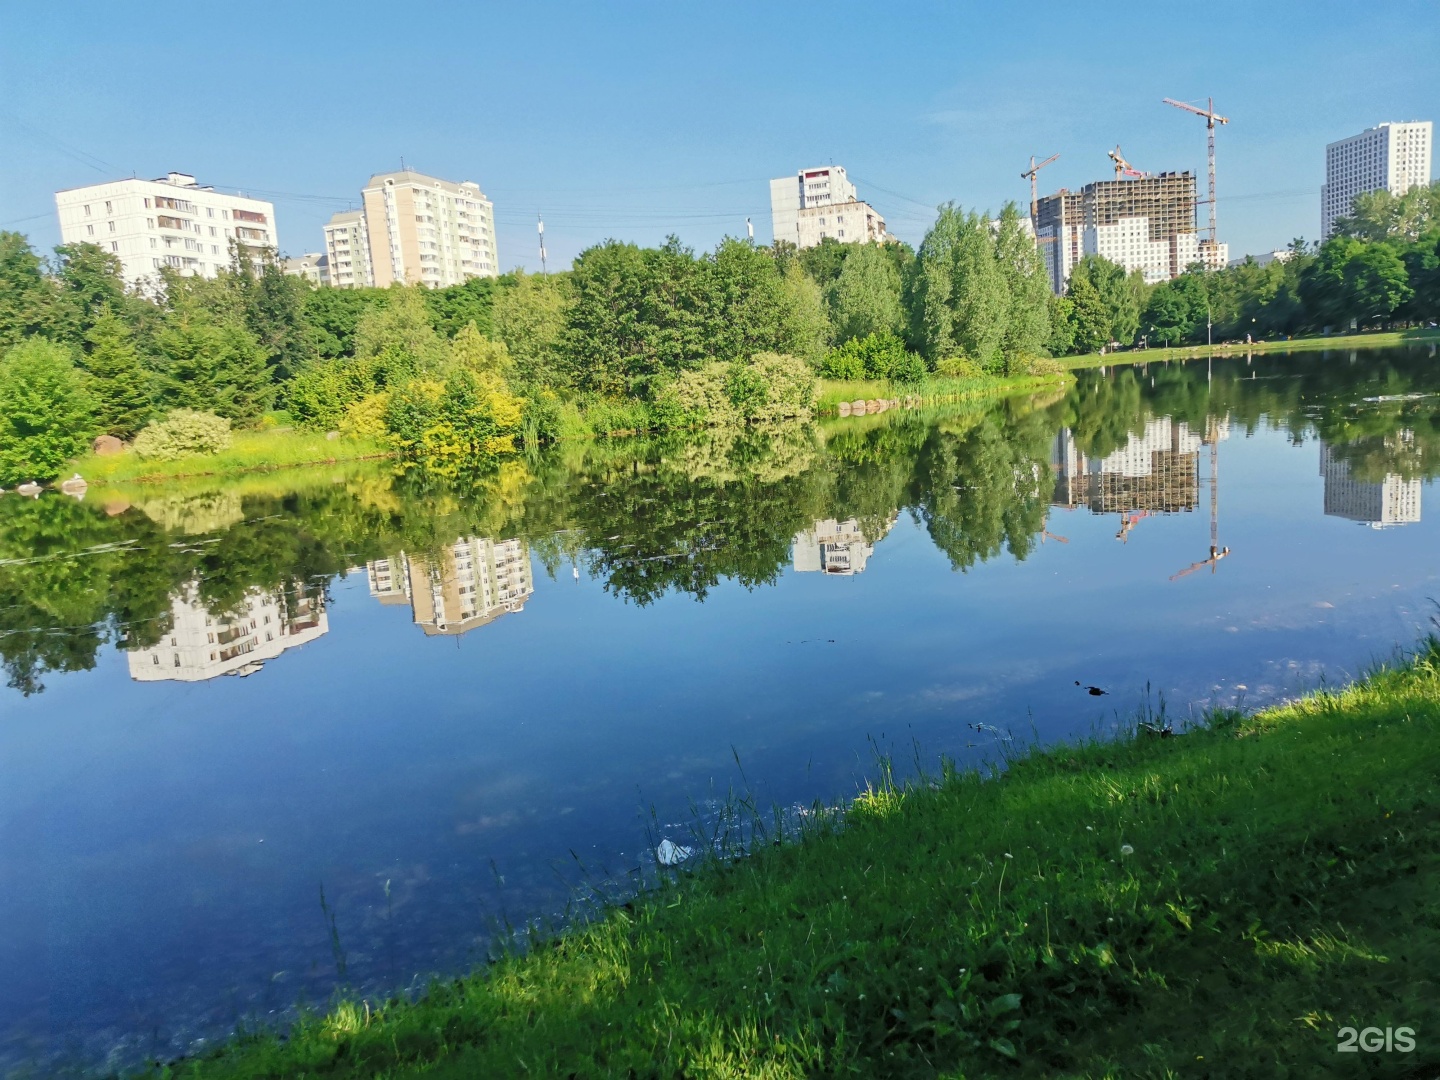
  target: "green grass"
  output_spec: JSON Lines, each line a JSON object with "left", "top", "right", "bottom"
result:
{"left": 818, "top": 370, "right": 1071, "bottom": 412}
{"left": 150, "top": 640, "right": 1440, "bottom": 1079}
{"left": 1062, "top": 327, "right": 1440, "bottom": 370}
{"left": 72, "top": 429, "right": 393, "bottom": 487}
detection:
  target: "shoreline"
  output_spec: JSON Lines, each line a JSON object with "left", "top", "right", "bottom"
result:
{"left": 148, "top": 639, "right": 1440, "bottom": 1078}
{"left": 1061, "top": 328, "right": 1440, "bottom": 370}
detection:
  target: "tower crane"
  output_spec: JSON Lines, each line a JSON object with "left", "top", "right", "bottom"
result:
{"left": 1108, "top": 145, "right": 1149, "bottom": 180}
{"left": 1021, "top": 152, "right": 1060, "bottom": 224}
{"left": 1162, "top": 97, "right": 1229, "bottom": 248}
{"left": 1170, "top": 416, "right": 1230, "bottom": 580}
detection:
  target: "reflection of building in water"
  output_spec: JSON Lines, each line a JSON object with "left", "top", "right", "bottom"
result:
{"left": 1320, "top": 439, "right": 1422, "bottom": 527}
{"left": 127, "top": 585, "right": 328, "bottom": 682}
{"left": 793, "top": 515, "right": 898, "bottom": 576}
{"left": 363, "top": 537, "right": 534, "bottom": 635}
{"left": 1052, "top": 417, "right": 1222, "bottom": 515}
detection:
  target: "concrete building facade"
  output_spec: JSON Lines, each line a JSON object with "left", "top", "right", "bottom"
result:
{"left": 360, "top": 170, "right": 498, "bottom": 288}
{"left": 1036, "top": 172, "right": 1226, "bottom": 291}
{"left": 1050, "top": 416, "right": 1219, "bottom": 515}
{"left": 793, "top": 201, "right": 888, "bottom": 249}
{"left": 282, "top": 252, "right": 330, "bottom": 286}
{"left": 127, "top": 584, "right": 327, "bottom": 682}
{"left": 1321, "top": 122, "right": 1432, "bottom": 240}
{"left": 55, "top": 172, "right": 278, "bottom": 284}
{"left": 766, "top": 164, "right": 864, "bottom": 249}
{"left": 322, "top": 209, "right": 374, "bottom": 289}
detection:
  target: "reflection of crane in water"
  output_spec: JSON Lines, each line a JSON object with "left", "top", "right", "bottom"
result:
{"left": 1116, "top": 510, "right": 1150, "bottom": 542}
{"left": 1041, "top": 525, "right": 1069, "bottom": 544}
{"left": 1170, "top": 416, "right": 1230, "bottom": 579}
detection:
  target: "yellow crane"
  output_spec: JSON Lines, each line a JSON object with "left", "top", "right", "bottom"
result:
{"left": 1162, "top": 97, "right": 1229, "bottom": 248}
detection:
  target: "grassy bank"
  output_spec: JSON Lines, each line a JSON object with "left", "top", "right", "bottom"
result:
{"left": 818, "top": 370, "right": 1072, "bottom": 413}
{"left": 70, "top": 429, "right": 393, "bottom": 487}
{"left": 154, "top": 640, "right": 1440, "bottom": 1078}
{"left": 1062, "top": 327, "right": 1440, "bottom": 371}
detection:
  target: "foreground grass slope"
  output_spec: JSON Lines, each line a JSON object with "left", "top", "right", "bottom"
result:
{"left": 159, "top": 643, "right": 1440, "bottom": 1079}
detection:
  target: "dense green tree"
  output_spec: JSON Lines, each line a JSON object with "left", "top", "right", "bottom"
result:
{"left": 230, "top": 252, "right": 313, "bottom": 380}
{"left": 1332, "top": 182, "right": 1440, "bottom": 243}
{"left": 154, "top": 312, "right": 273, "bottom": 424}
{"left": 53, "top": 242, "right": 130, "bottom": 339}
{"left": 82, "top": 310, "right": 153, "bottom": 437}
{"left": 1063, "top": 273, "right": 1111, "bottom": 353}
{"left": 777, "top": 261, "right": 830, "bottom": 366}
{"left": 1069, "top": 256, "right": 1139, "bottom": 346}
{"left": 0, "top": 338, "right": 97, "bottom": 484}
{"left": 426, "top": 275, "right": 498, "bottom": 339}
{"left": 493, "top": 271, "right": 573, "bottom": 389}
{"left": 1142, "top": 275, "right": 1208, "bottom": 345}
{"left": 796, "top": 237, "right": 854, "bottom": 291}
{"left": 354, "top": 285, "right": 449, "bottom": 379}
{"left": 303, "top": 286, "right": 385, "bottom": 359}
{"left": 828, "top": 241, "right": 905, "bottom": 344}
{"left": 0, "top": 232, "right": 64, "bottom": 350}
{"left": 993, "top": 203, "right": 1051, "bottom": 367}
{"left": 1344, "top": 244, "right": 1413, "bottom": 324}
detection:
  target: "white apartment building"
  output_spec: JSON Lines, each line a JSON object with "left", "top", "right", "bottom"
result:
{"left": 322, "top": 209, "right": 374, "bottom": 288}
{"left": 127, "top": 584, "right": 328, "bottom": 682}
{"left": 1321, "top": 121, "right": 1432, "bottom": 240}
{"left": 1083, "top": 218, "right": 1227, "bottom": 285}
{"left": 55, "top": 172, "right": 278, "bottom": 284}
{"left": 1227, "top": 250, "right": 1293, "bottom": 269}
{"left": 770, "top": 165, "right": 862, "bottom": 248}
{"left": 1320, "top": 440, "right": 1422, "bottom": 527}
{"left": 282, "top": 252, "right": 329, "bottom": 286}
{"left": 360, "top": 170, "right": 498, "bottom": 288}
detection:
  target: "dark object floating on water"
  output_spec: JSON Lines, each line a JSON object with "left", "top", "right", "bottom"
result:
{"left": 1075, "top": 681, "right": 1108, "bottom": 696}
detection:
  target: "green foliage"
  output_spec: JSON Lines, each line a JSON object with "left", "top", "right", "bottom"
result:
{"left": 493, "top": 270, "right": 572, "bottom": 389}
{"left": 828, "top": 241, "right": 905, "bottom": 343}
{"left": 0, "top": 338, "right": 96, "bottom": 484}
{"left": 821, "top": 332, "right": 914, "bottom": 381}
{"left": 354, "top": 285, "right": 449, "bottom": 377}
{"left": 0, "top": 231, "right": 65, "bottom": 351}
{"left": 384, "top": 371, "right": 524, "bottom": 467}
{"left": 132, "top": 409, "right": 233, "bottom": 461}
{"left": 153, "top": 311, "right": 274, "bottom": 424}
{"left": 425, "top": 275, "right": 498, "bottom": 339}
{"left": 1069, "top": 255, "right": 1139, "bottom": 347}
{"left": 81, "top": 310, "right": 152, "bottom": 437}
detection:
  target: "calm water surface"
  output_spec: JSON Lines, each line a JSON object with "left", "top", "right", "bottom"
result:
{"left": 2, "top": 347, "right": 1439, "bottom": 1072}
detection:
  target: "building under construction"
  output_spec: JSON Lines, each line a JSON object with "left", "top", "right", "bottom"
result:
{"left": 1036, "top": 171, "right": 1226, "bottom": 292}
{"left": 1050, "top": 418, "right": 1203, "bottom": 516}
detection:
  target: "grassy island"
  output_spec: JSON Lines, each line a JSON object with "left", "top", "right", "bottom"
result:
{"left": 153, "top": 640, "right": 1440, "bottom": 1079}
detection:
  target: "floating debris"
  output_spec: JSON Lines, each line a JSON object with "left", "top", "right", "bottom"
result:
{"left": 656, "top": 839, "right": 694, "bottom": 867}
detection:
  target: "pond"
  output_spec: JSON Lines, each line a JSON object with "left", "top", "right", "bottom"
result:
{"left": 2, "top": 345, "right": 1439, "bottom": 1073}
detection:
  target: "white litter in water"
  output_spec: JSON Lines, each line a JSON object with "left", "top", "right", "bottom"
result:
{"left": 656, "top": 839, "right": 694, "bottom": 867}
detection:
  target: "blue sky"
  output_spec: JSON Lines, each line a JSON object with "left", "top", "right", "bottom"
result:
{"left": 1, "top": 0, "right": 1435, "bottom": 271}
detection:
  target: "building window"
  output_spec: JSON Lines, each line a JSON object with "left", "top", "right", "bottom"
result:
{"left": 207, "top": 207, "right": 214, "bottom": 218}
{"left": 86, "top": 224, "right": 94, "bottom": 236}
{"left": 83, "top": 204, "right": 91, "bottom": 216}
{"left": 152, "top": 654, "right": 160, "bottom": 665}
{"left": 108, "top": 221, "right": 116, "bottom": 233}
{"left": 144, "top": 197, "right": 152, "bottom": 208}
{"left": 111, "top": 241, "right": 119, "bottom": 252}
{"left": 150, "top": 237, "right": 157, "bottom": 248}
{"left": 105, "top": 200, "right": 112, "bottom": 213}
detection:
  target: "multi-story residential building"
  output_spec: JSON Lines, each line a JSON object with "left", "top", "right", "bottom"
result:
{"left": 281, "top": 252, "right": 329, "bottom": 286}
{"left": 1320, "top": 438, "right": 1422, "bottom": 527}
{"left": 1035, "top": 172, "right": 1226, "bottom": 291}
{"left": 54, "top": 172, "right": 278, "bottom": 284}
{"left": 360, "top": 170, "right": 498, "bottom": 288}
{"left": 792, "top": 515, "right": 897, "bottom": 576}
{"left": 322, "top": 209, "right": 374, "bottom": 288}
{"left": 127, "top": 584, "right": 327, "bottom": 682}
{"left": 1227, "top": 249, "right": 1294, "bottom": 269}
{"left": 793, "top": 201, "right": 888, "bottom": 249}
{"left": 770, "top": 165, "right": 887, "bottom": 249}
{"left": 1321, "top": 121, "right": 1432, "bottom": 240}
{"left": 362, "top": 536, "right": 534, "bottom": 636}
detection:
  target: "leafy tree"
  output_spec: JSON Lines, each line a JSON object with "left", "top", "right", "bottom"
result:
{"left": 1142, "top": 275, "right": 1207, "bottom": 345}
{"left": 0, "top": 232, "right": 64, "bottom": 350}
{"left": 354, "top": 285, "right": 449, "bottom": 381}
{"left": 1069, "top": 256, "right": 1138, "bottom": 346}
{"left": 1345, "top": 244, "right": 1413, "bottom": 324}
{"left": 0, "top": 338, "right": 97, "bottom": 484}
{"left": 828, "top": 241, "right": 905, "bottom": 344}
{"left": 82, "top": 310, "right": 153, "bottom": 437}
{"left": 1332, "top": 182, "right": 1440, "bottom": 243}
{"left": 797, "top": 237, "right": 854, "bottom": 291}
{"left": 1063, "top": 273, "right": 1111, "bottom": 352}
{"left": 54, "top": 242, "right": 130, "bottom": 339}
{"left": 449, "top": 321, "right": 514, "bottom": 379}
{"left": 993, "top": 203, "right": 1051, "bottom": 367}
{"left": 303, "top": 286, "right": 384, "bottom": 359}
{"left": 426, "top": 275, "right": 498, "bottom": 339}
{"left": 230, "top": 251, "right": 313, "bottom": 381}
{"left": 777, "top": 261, "right": 829, "bottom": 366}
{"left": 493, "top": 270, "right": 572, "bottom": 389}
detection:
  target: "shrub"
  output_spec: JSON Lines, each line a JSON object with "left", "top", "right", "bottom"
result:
{"left": 384, "top": 372, "right": 523, "bottom": 466}
{"left": 888, "top": 350, "right": 927, "bottom": 384}
{"left": 743, "top": 352, "right": 816, "bottom": 421}
{"left": 0, "top": 338, "right": 97, "bottom": 484}
{"left": 339, "top": 392, "right": 391, "bottom": 441}
{"left": 1025, "top": 355, "right": 1066, "bottom": 377}
{"left": 935, "top": 354, "right": 987, "bottom": 380}
{"left": 820, "top": 333, "right": 912, "bottom": 380}
{"left": 665, "top": 362, "right": 739, "bottom": 426}
{"left": 132, "top": 409, "right": 232, "bottom": 461}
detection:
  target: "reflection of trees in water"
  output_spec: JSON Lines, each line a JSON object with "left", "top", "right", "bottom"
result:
{"left": 4, "top": 346, "right": 1436, "bottom": 694}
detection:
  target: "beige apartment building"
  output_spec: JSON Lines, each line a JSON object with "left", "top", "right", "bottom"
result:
{"left": 360, "top": 170, "right": 499, "bottom": 287}
{"left": 322, "top": 209, "right": 373, "bottom": 288}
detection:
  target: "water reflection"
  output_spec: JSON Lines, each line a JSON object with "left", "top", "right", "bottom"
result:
{"left": 363, "top": 537, "right": 535, "bottom": 636}
{"left": 791, "top": 515, "right": 897, "bottom": 576}
{"left": 128, "top": 583, "right": 328, "bottom": 682}
{"left": 1320, "top": 437, "right": 1423, "bottom": 527}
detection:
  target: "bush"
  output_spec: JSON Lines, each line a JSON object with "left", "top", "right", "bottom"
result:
{"left": 820, "top": 333, "right": 912, "bottom": 380}
{"left": 339, "top": 392, "right": 391, "bottom": 441}
{"left": 0, "top": 338, "right": 97, "bottom": 484}
{"left": 1025, "top": 355, "right": 1066, "bottom": 377}
{"left": 888, "top": 350, "right": 927, "bottom": 384}
{"left": 665, "top": 362, "right": 739, "bottom": 427}
{"left": 935, "top": 354, "right": 986, "bottom": 380}
{"left": 132, "top": 409, "right": 232, "bottom": 461}
{"left": 744, "top": 352, "right": 816, "bottom": 421}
